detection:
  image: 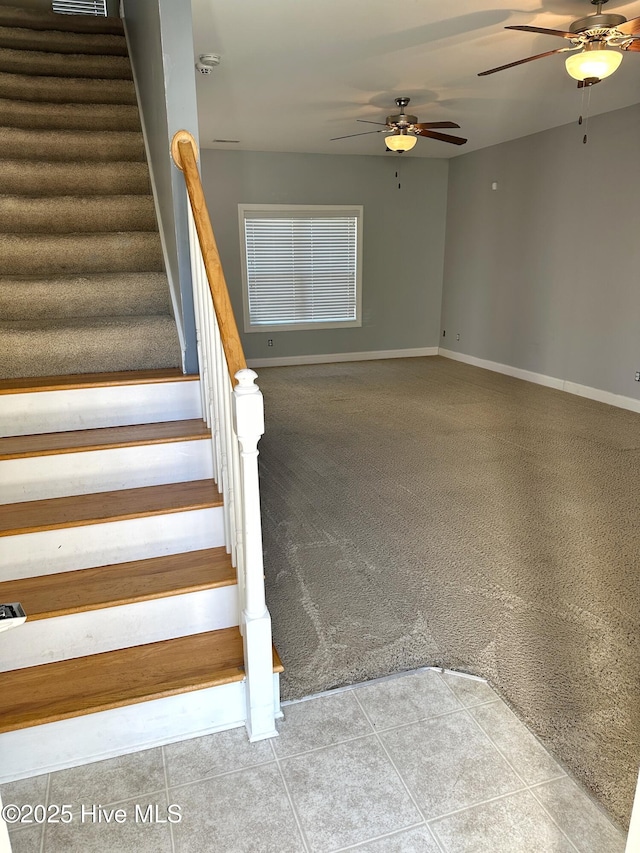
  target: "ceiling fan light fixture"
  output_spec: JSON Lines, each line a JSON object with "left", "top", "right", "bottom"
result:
{"left": 565, "top": 44, "right": 623, "bottom": 81}
{"left": 385, "top": 131, "right": 417, "bottom": 153}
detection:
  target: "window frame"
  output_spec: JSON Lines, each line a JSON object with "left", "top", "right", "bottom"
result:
{"left": 238, "top": 204, "right": 363, "bottom": 334}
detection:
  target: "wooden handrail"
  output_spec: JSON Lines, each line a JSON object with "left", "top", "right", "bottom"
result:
{"left": 171, "top": 130, "right": 247, "bottom": 382}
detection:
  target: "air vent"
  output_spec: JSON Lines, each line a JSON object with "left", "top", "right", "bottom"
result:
{"left": 52, "top": 1, "right": 107, "bottom": 16}
{"left": 213, "top": 139, "right": 240, "bottom": 144}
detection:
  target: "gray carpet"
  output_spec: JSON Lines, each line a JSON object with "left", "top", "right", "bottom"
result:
{"left": 0, "top": 3, "right": 179, "bottom": 378}
{"left": 257, "top": 356, "right": 640, "bottom": 829}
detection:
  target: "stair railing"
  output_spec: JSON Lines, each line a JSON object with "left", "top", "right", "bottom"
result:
{"left": 171, "top": 130, "right": 276, "bottom": 741}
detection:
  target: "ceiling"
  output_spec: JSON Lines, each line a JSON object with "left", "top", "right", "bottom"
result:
{"left": 190, "top": 0, "right": 640, "bottom": 158}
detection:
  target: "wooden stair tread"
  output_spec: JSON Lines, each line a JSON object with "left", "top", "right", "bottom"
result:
{"left": 0, "top": 628, "right": 247, "bottom": 732}
{"left": 0, "top": 548, "right": 235, "bottom": 620}
{"left": 0, "top": 419, "right": 211, "bottom": 460}
{"left": 0, "top": 479, "right": 222, "bottom": 537}
{"left": 0, "top": 368, "right": 198, "bottom": 395}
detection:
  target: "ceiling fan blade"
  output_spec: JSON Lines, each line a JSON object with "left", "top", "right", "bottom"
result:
{"left": 617, "top": 16, "right": 640, "bottom": 35}
{"left": 356, "top": 120, "right": 389, "bottom": 126}
{"left": 623, "top": 37, "right": 640, "bottom": 50}
{"left": 505, "top": 25, "right": 577, "bottom": 39}
{"left": 478, "top": 47, "right": 569, "bottom": 76}
{"left": 415, "top": 128, "right": 467, "bottom": 145}
{"left": 415, "top": 121, "right": 461, "bottom": 129}
{"left": 330, "top": 129, "right": 386, "bottom": 140}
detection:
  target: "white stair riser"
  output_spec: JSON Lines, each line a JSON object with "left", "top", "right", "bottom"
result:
{"left": 0, "top": 439, "right": 213, "bottom": 504}
{"left": 0, "top": 586, "right": 239, "bottom": 672}
{"left": 0, "top": 507, "right": 225, "bottom": 581}
{"left": 0, "top": 682, "right": 248, "bottom": 783}
{"left": 0, "top": 380, "right": 201, "bottom": 437}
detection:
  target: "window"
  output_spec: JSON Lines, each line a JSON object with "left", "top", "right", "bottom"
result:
{"left": 52, "top": 1, "right": 107, "bottom": 15}
{"left": 239, "top": 205, "right": 363, "bottom": 333}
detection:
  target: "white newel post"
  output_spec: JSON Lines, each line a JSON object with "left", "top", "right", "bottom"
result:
{"left": 233, "top": 369, "right": 277, "bottom": 741}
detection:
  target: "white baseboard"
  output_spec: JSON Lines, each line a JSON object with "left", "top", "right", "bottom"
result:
{"left": 247, "top": 346, "right": 439, "bottom": 368}
{"left": 439, "top": 348, "right": 640, "bottom": 414}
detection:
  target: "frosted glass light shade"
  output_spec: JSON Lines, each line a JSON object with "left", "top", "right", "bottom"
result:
{"left": 565, "top": 48, "right": 622, "bottom": 81}
{"left": 386, "top": 133, "right": 417, "bottom": 152}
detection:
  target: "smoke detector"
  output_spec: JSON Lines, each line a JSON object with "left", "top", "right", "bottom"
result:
{"left": 196, "top": 54, "right": 221, "bottom": 75}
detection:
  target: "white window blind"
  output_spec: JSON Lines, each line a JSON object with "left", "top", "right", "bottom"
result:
{"left": 239, "top": 206, "right": 363, "bottom": 333}
{"left": 52, "top": 1, "right": 107, "bottom": 15}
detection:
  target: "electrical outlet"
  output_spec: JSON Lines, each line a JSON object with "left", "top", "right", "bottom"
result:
{"left": 456, "top": 333, "right": 460, "bottom": 341}
{"left": 267, "top": 339, "right": 273, "bottom": 347}
{"left": 442, "top": 330, "right": 446, "bottom": 337}
{"left": 635, "top": 371, "right": 640, "bottom": 382}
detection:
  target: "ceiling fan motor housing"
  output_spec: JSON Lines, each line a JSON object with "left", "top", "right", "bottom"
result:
{"left": 569, "top": 13, "right": 626, "bottom": 33}
{"left": 387, "top": 96, "right": 417, "bottom": 130}
{"left": 386, "top": 111, "right": 418, "bottom": 128}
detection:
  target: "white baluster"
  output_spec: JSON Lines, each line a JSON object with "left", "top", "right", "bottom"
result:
{"left": 186, "top": 204, "right": 207, "bottom": 425}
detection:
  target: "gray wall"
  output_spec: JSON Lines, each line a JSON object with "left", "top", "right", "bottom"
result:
{"left": 122, "top": 0, "right": 199, "bottom": 372}
{"left": 441, "top": 103, "right": 640, "bottom": 400}
{"left": 201, "top": 150, "right": 449, "bottom": 361}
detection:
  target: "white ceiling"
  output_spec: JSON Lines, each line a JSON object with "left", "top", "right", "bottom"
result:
{"left": 190, "top": 0, "right": 640, "bottom": 158}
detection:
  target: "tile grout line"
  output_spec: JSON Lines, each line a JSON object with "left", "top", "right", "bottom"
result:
{"left": 335, "top": 699, "right": 497, "bottom": 743}
{"left": 166, "top": 757, "right": 276, "bottom": 793}
{"left": 425, "top": 783, "right": 533, "bottom": 825}
{"left": 274, "top": 730, "right": 375, "bottom": 761}
{"left": 282, "top": 666, "right": 494, "bottom": 707}
{"left": 161, "top": 746, "right": 176, "bottom": 853}
{"left": 327, "top": 821, "right": 428, "bottom": 853}
{"left": 268, "top": 738, "right": 312, "bottom": 853}
{"left": 527, "top": 777, "right": 628, "bottom": 837}
{"left": 350, "top": 691, "right": 445, "bottom": 853}
{"left": 40, "top": 773, "right": 51, "bottom": 853}
{"left": 464, "top": 710, "right": 581, "bottom": 853}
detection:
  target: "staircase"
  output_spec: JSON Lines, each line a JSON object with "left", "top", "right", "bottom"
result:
{"left": 0, "top": 3, "right": 181, "bottom": 378}
{"left": 0, "top": 7, "right": 280, "bottom": 783}
{"left": 0, "top": 369, "right": 282, "bottom": 781}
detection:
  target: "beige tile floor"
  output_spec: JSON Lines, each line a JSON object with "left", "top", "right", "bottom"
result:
{"left": 2, "top": 669, "right": 627, "bottom": 853}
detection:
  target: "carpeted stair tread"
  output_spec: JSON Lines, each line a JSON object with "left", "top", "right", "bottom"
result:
{"left": 1, "top": 232, "right": 164, "bottom": 275}
{"left": 0, "top": 5, "right": 124, "bottom": 36}
{"left": 0, "top": 127, "right": 145, "bottom": 161}
{"left": 0, "top": 5, "right": 181, "bottom": 378}
{"left": 0, "top": 315, "right": 182, "bottom": 378}
{"left": 0, "top": 273, "right": 172, "bottom": 320}
{"left": 0, "top": 25, "right": 127, "bottom": 56}
{"left": 0, "top": 47, "right": 132, "bottom": 79}
{"left": 0, "top": 97, "right": 140, "bottom": 130}
{"left": 0, "top": 70, "right": 136, "bottom": 104}
{"left": 0, "top": 195, "right": 157, "bottom": 233}
{"left": 0, "top": 160, "right": 150, "bottom": 195}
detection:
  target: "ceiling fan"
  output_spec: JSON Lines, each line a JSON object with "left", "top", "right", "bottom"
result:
{"left": 330, "top": 97, "right": 467, "bottom": 152}
{"left": 478, "top": 0, "right": 640, "bottom": 86}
